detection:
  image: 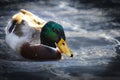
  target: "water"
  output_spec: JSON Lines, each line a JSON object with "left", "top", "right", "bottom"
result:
{"left": 0, "top": 0, "right": 120, "bottom": 80}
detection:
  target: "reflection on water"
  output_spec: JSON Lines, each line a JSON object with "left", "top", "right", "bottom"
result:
{"left": 0, "top": 0, "right": 120, "bottom": 79}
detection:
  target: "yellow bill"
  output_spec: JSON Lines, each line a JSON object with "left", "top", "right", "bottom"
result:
{"left": 56, "top": 38, "right": 73, "bottom": 57}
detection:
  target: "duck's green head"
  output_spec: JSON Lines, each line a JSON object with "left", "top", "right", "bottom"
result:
{"left": 40, "top": 21, "right": 73, "bottom": 57}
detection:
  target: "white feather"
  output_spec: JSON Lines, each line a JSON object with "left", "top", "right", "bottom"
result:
{"left": 5, "top": 19, "right": 39, "bottom": 52}
{"left": 5, "top": 33, "right": 29, "bottom": 51}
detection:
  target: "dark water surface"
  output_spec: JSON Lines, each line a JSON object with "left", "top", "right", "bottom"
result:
{"left": 0, "top": 0, "right": 120, "bottom": 80}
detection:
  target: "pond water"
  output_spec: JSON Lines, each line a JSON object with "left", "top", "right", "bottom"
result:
{"left": 0, "top": 0, "right": 120, "bottom": 80}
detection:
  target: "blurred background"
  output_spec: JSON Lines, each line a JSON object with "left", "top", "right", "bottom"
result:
{"left": 0, "top": 0, "right": 120, "bottom": 80}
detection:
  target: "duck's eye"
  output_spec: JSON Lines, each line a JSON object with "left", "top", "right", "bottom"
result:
{"left": 52, "top": 28, "right": 56, "bottom": 32}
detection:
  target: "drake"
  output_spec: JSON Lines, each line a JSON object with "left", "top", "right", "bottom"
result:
{"left": 5, "top": 9, "right": 73, "bottom": 60}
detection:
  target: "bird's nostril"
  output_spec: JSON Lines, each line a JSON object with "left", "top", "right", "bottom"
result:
{"left": 70, "top": 54, "right": 73, "bottom": 57}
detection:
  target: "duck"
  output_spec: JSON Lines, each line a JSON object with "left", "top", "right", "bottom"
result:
{"left": 5, "top": 9, "right": 73, "bottom": 60}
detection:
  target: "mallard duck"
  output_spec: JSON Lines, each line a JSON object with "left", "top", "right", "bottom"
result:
{"left": 5, "top": 9, "right": 73, "bottom": 60}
